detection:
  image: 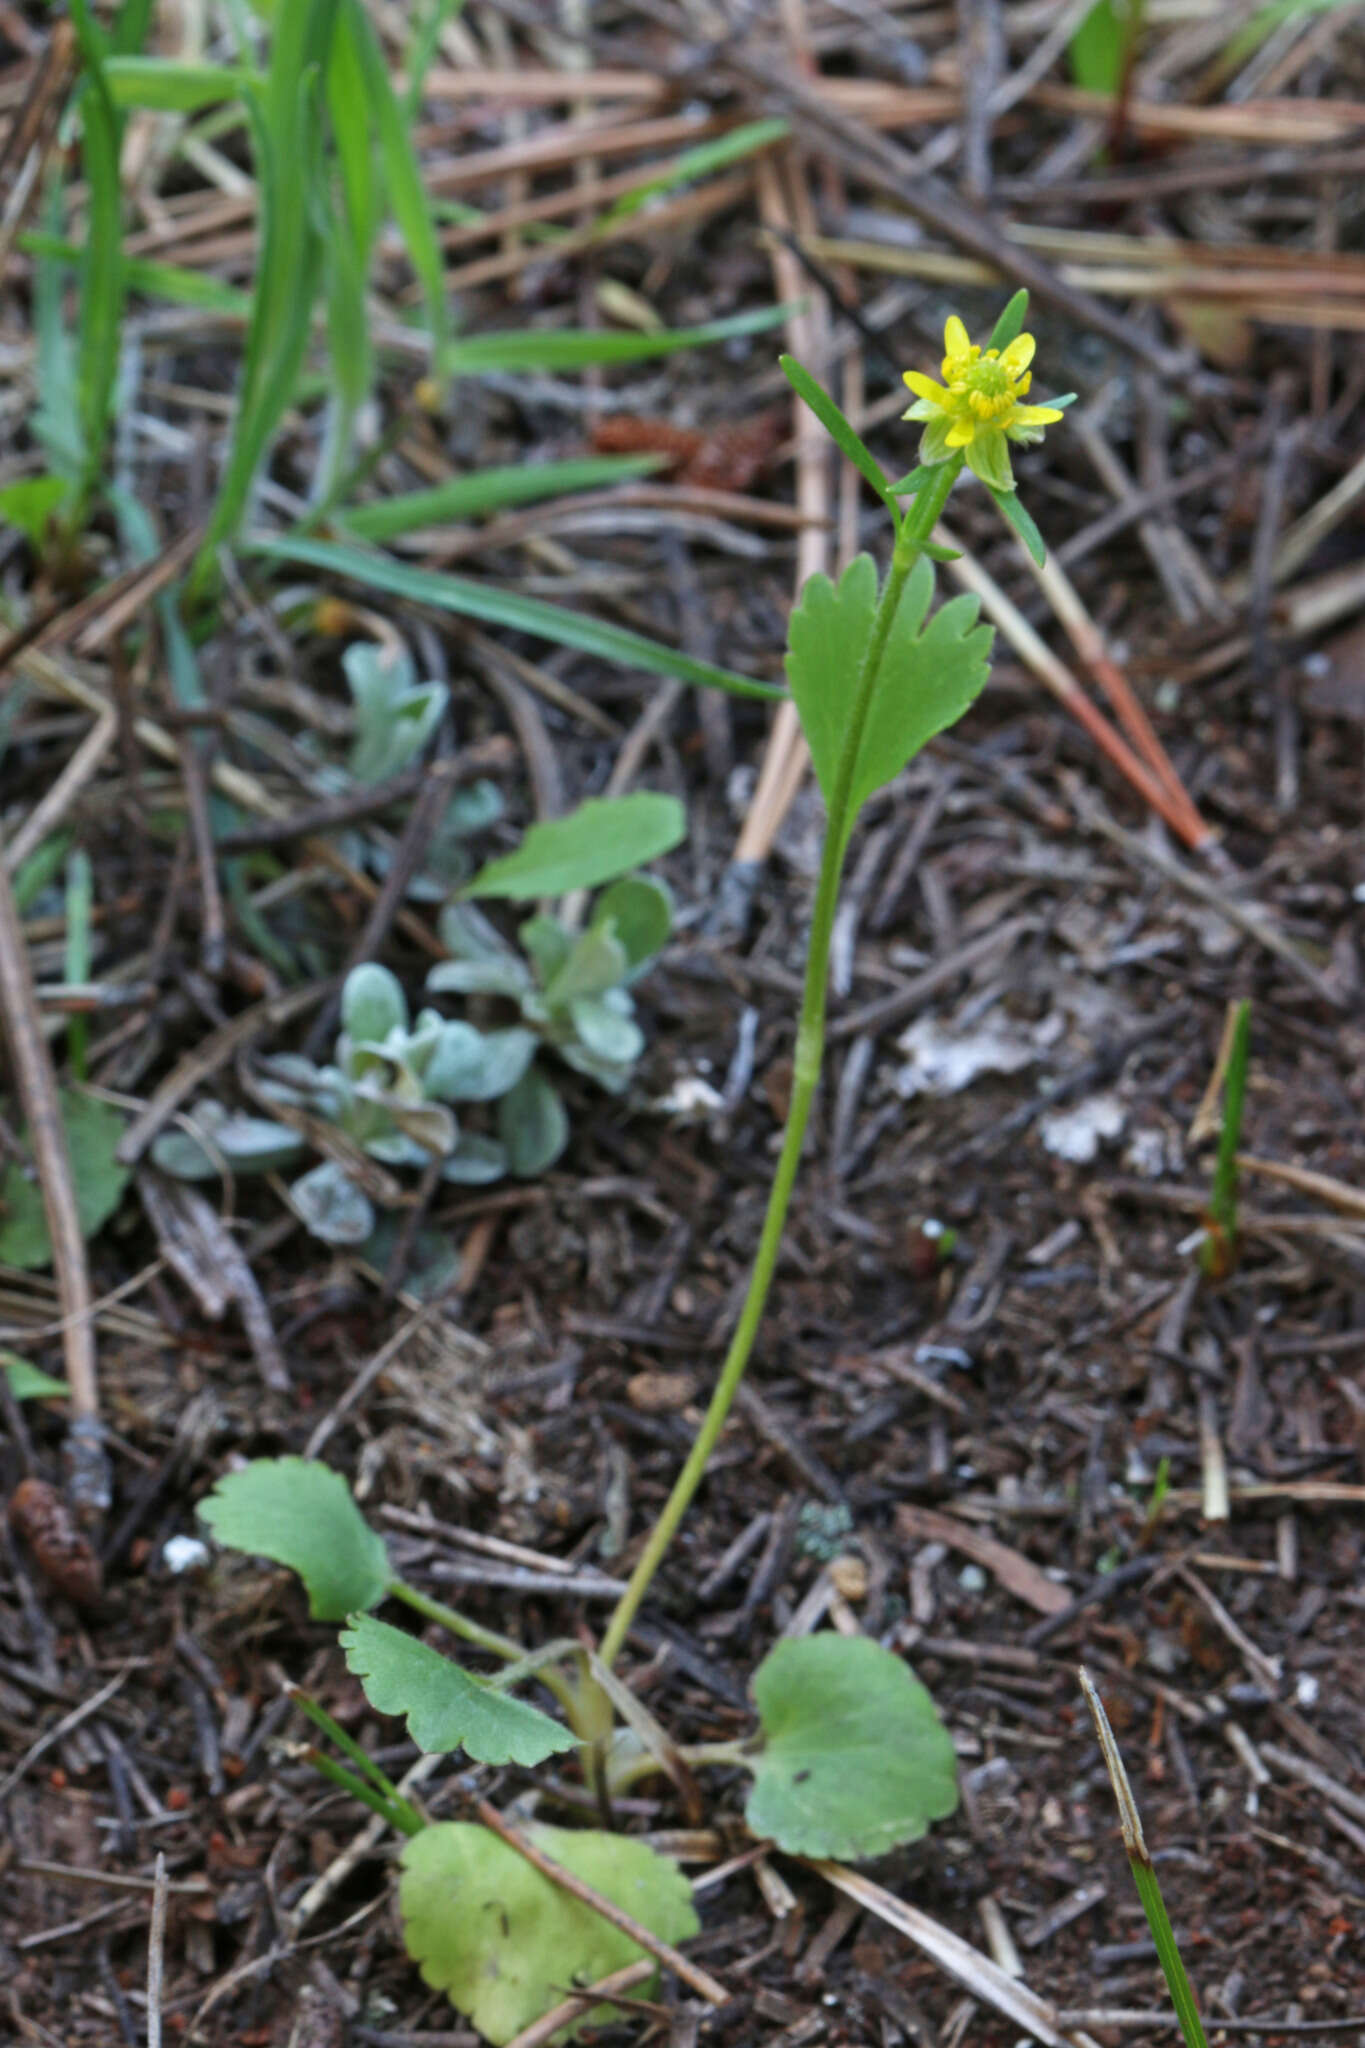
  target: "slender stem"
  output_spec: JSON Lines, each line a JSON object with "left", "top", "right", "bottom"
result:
{"left": 288, "top": 1686, "right": 424, "bottom": 1834}
{"left": 304, "top": 1748, "right": 424, "bottom": 1835}
{"left": 388, "top": 1577, "right": 579, "bottom": 1718}
{"left": 599, "top": 460, "right": 962, "bottom": 1669}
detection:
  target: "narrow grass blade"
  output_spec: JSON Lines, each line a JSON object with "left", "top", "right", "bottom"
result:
{"left": 64, "top": 851, "right": 93, "bottom": 1082}
{"left": 1200, "top": 996, "right": 1251, "bottom": 1278}
{"left": 445, "top": 303, "right": 793, "bottom": 374}
{"left": 248, "top": 534, "right": 783, "bottom": 701}
{"left": 338, "top": 456, "right": 661, "bottom": 540}
{"left": 1079, "top": 1669, "right": 1209, "bottom": 2048}
{"left": 67, "top": 0, "right": 126, "bottom": 511}
{"left": 599, "top": 118, "right": 789, "bottom": 225}
{"left": 347, "top": 0, "right": 452, "bottom": 368}
{"left": 103, "top": 56, "right": 256, "bottom": 111}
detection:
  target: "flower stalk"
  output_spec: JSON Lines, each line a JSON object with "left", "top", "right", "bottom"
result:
{"left": 599, "top": 457, "right": 963, "bottom": 1669}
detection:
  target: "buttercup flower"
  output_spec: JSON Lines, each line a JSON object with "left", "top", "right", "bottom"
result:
{"left": 903, "top": 315, "right": 1064, "bottom": 492}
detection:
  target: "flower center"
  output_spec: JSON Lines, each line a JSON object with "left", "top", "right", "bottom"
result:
{"left": 959, "top": 356, "right": 1017, "bottom": 421}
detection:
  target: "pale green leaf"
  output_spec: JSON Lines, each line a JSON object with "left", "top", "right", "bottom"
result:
{"left": 785, "top": 554, "right": 991, "bottom": 849}
{"left": 743, "top": 1634, "right": 959, "bottom": 1858}
{"left": 464, "top": 794, "right": 685, "bottom": 901}
{"left": 499, "top": 1066, "right": 567, "bottom": 1177}
{"left": 2, "top": 1355, "right": 69, "bottom": 1401}
{"left": 0, "top": 1091, "right": 130, "bottom": 1270}
{"left": 988, "top": 484, "right": 1046, "bottom": 567}
{"left": 400, "top": 1821, "right": 698, "bottom": 2045}
{"left": 341, "top": 1614, "right": 574, "bottom": 1766}
{"left": 342, "top": 962, "right": 408, "bottom": 1042}
{"left": 987, "top": 288, "right": 1030, "bottom": 353}
{"left": 591, "top": 875, "right": 673, "bottom": 970}
{"left": 199, "top": 1456, "right": 391, "bottom": 1621}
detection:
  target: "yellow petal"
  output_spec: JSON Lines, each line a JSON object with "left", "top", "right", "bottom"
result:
{"left": 945, "top": 418, "right": 976, "bottom": 448}
{"left": 1013, "top": 404, "right": 1063, "bottom": 426}
{"left": 943, "top": 315, "right": 971, "bottom": 360}
{"left": 903, "top": 371, "right": 948, "bottom": 404}
{"left": 999, "top": 332, "right": 1036, "bottom": 376}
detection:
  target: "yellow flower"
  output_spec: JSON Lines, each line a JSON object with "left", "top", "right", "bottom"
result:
{"left": 903, "top": 315, "right": 1064, "bottom": 492}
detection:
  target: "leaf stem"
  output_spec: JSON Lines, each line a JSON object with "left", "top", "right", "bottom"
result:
{"left": 599, "top": 458, "right": 963, "bottom": 1669}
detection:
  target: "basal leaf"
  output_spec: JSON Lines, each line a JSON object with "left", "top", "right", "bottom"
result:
{"left": 199, "top": 1456, "right": 391, "bottom": 1621}
{"left": 744, "top": 1634, "right": 959, "bottom": 1858}
{"left": 341, "top": 1613, "right": 574, "bottom": 1766}
{"left": 400, "top": 1821, "right": 698, "bottom": 2045}
{"left": 464, "top": 793, "right": 685, "bottom": 901}
{"left": 498, "top": 1065, "right": 568, "bottom": 1177}
{"left": 785, "top": 554, "right": 992, "bottom": 852}
{"left": 591, "top": 875, "right": 673, "bottom": 971}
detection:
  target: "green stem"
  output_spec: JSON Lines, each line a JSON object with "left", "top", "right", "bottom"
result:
{"left": 288, "top": 1685, "right": 424, "bottom": 1834}
{"left": 304, "top": 1746, "right": 424, "bottom": 1836}
{"left": 388, "top": 1577, "right": 579, "bottom": 1719}
{"left": 599, "top": 458, "right": 963, "bottom": 1670}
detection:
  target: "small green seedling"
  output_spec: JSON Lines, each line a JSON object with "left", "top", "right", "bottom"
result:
{"left": 152, "top": 793, "right": 683, "bottom": 1240}
{"left": 1081, "top": 1669, "right": 1209, "bottom": 2048}
{"left": 200, "top": 1457, "right": 957, "bottom": 2040}
{"left": 202, "top": 298, "right": 1066, "bottom": 2044}
{"left": 1198, "top": 997, "right": 1251, "bottom": 1280}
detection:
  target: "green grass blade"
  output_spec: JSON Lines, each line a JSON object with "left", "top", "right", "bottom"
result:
{"left": 338, "top": 455, "right": 661, "bottom": 540}
{"left": 445, "top": 303, "right": 793, "bottom": 374}
{"left": 1080, "top": 1670, "right": 1209, "bottom": 2048}
{"left": 346, "top": 0, "right": 452, "bottom": 368}
{"left": 64, "top": 850, "right": 93, "bottom": 1082}
{"left": 102, "top": 56, "right": 257, "bottom": 111}
{"left": 401, "top": 0, "right": 459, "bottom": 120}
{"left": 987, "top": 289, "right": 1029, "bottom": 352}
{"left": 598, "top": 117, "right": 789, "bottom": 225}
{"left": 22, "top": 231, "right": 254, "bottom": 317}
{"left": 248, "top": 533, "right": 783, "bottom": 701}
{"left": 193, "top": 10, "right": 336, "bottom": 586}
{"left": 1200, "top": 996, "right": 1250, "bottom": 1276}
{"left": 67, "top": 0, "right": 126, "bottom": 513}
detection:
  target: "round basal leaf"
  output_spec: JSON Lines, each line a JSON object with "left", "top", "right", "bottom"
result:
{"left": 440, "top": 1134, "right": 508, "bottom": 1185}
{"left": 463, "top": 792, "right": 686, "bottom": 902}
{"left": 2, "top": 1353, "right": 68, "bottom": 1401}
{"left": 743, "top": 1634, "right": 959, "bottom": 1858}
{"left": 290, "top": 1161, "right": 376, "bottom": 1245}
{"left": 498, "top": 1066, "right": 568, "bottom": 1177}
{"left": 0, "top": 1091, "right": 131, "bottom": 1270}
{"left": 400, "top": 1821, "right": 699, "bottom": 2046}
{"left": 341, "top": 962, "right": 409, "bottom": 1045}
{"left": 342, "top": 1614, "right": 575, "bottom": 1766}
{"left": 425, "top": 1023, "right": 536, "bottom": 1104}
{"left": 198, "top": 1457, "right": 391, "bottom": 1621}
{"left": 557, "top": 1043, "right": 633, "bottom": 1096}
{"left": 592, "top": 875, "right": 673, "bottom": 972}
{"left": 569, "top": 996, "right": 643, "bottom": 1066}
